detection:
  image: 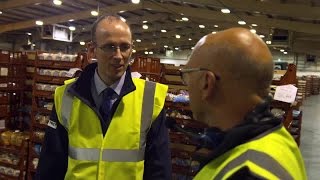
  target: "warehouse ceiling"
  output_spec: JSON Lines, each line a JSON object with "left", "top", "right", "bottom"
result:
{"left": 0, "top": 0, "right": 320, "bottom": 56}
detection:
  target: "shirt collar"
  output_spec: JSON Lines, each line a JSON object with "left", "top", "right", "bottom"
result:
{"left": 94, "top": 68, "right": 126, "bottom": 96}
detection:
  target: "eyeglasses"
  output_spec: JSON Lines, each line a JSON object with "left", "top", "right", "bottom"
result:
{"left": 98, "top": 43, "right": 133, "bottom": 54}
{"left": 179, "top": 67, "right": 221, "bottom": 85}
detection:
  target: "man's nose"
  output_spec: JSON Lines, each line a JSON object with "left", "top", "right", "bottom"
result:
{"left": 113, "top": 48, "right": 122, "bottom": 59}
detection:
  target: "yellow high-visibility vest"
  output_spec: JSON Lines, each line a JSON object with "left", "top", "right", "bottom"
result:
{"left": 194, "top": 126, "right": 307, "bottom": 180}
{"left": 54, "top": 78, "right": 168, "bottom": 180}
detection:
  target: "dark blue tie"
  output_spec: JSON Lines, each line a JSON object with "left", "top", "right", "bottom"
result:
{"left": 100, "top": 88, "right": 116, "bottom": 122}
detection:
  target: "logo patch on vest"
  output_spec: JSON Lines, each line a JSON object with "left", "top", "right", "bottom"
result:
{"left": 48, "top": 120, "right": 57, "bottom": 129}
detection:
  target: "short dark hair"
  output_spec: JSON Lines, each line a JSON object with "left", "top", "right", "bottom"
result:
{"left": 91, "top": 14, "right": 130, "bottom": 43}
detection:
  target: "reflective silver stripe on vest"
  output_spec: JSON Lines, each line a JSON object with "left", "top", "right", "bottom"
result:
{"left": 69, "top": 147, "right": 145, "bottom": 162}
{"left": 65, "top": 80, "right": 156, "bottom": 162}
{"left": 214, "top": 150, "right": 293, "bottom": 180}
{"left": 140, "top": 81, "right": 156, "bottom": 149}
{"left": 69, "top": 146, "right": 100, "bottom": 161}
{"left": 61, "top": 83, "right": 74, "bottom": 130}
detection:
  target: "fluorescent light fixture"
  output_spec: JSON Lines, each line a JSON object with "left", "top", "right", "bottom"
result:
{"left": 221, "top": 8, "right": 230, "bottom": 13}
{"left": 132, "top": 49, "right": 136, "bottom": 53}
{"left": 250, "top": 29, "right": 256, "bottom": 34}
{"left": 199, "top": 24, "right": 205, "bottom": 28}
{"left": 132, "top": 0, "right": 140, "bottom": 4}
{"left": 182, "top": 17, "right": 189, "bottom": 21}
{"left": 212, "top": 31, "right": 217, "bottom": 34}
{"left": 142, "top": 24, "right": 148, "bottom": 29}
{"left": 144, "top": 51, "right": 149, "bottom": 54}
{"left": 164, "top": 45, "right": 168, "bottom": 48}
{"left": 252, "top": 24, "right": 258, "bottom": 27}
{"left": 175, "top": 47, "right": 179, "bottom": 50}
{"left": 266, "top": 40, "right": 272, "bottom": 44}
{"left": 91, "top": 10, "right": 99, "bottom": 16}
{"left": 68, "top": 19, "right": 74, "bottom": 22}
{"left": 161, "top": 29, "right": 167, "bottom": 33}
{"left": 259, "top": 35, "right": 265, "bottom": 38}
{"left": 280, "top": 49, "right": 285, "bottom": 52}
{"left": 69, "top": 26, "right": 76, "bottom": 31}
{"left": 26, "top": 32, "right": 32, "bottom": 36}
{"left": 214, "top": 25, "right": 219, "bottom": 28}
{"left": 143, "top": 21, "right": 148, "bottom": 23}
{"left": 35, "top": 20, "right": 43, "bottom": 26}
{"left": 53, "top": 0, "right": 62, "bottom": 6}
{"left": 283, "top": 52, "right": 288, "bottom": 54}
{"left": 80, "top": 41, "right": 85, "bottom": 45}
{"left": 119, "top": 10, "right": 126, "bottom": 13}
{"left": 188, "top": 38, "right": 192, "bottom": 41}
{"left": 136, "top": 39, "right": 141, "bottom": 42}
{"left": 238, "top": 21, "right": 246, "bottom": 25}
{"left": 175, "top": 35, "right": 181, "bottom": 39}
{"left": 149, "top": 51, "right": 153, "bottom": 54}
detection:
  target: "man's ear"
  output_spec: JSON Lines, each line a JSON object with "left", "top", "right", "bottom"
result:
{"left": 201, "top": 71, "right": 216, "bottom": 101}
{"left": 87, "top": 42, "right": 96, "bottom": 62}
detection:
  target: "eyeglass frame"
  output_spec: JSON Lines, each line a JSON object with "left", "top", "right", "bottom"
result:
{"left": 178, "top": 67, "right": 221, "bottom": 85}
{"left": 94, "top": 42, "right": 134, "bottom": 54}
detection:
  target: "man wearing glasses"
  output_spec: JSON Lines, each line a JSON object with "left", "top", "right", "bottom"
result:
{"left": 36, "top": 15, "right": 171, "bottom": 180}
{"left": 181, "top": 28, "right": 306, "bottom": 179}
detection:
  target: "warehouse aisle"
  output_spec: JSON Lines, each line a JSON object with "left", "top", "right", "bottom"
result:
{"left": 300, "top": 95, "right": 320, "bottom": 180}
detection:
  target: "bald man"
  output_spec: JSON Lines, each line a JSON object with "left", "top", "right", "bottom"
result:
{"left": 35, "top": 15, "right": 171, "bottom": 180}
{"left": 179, "top": 28, "right": 306, "bottom": 179}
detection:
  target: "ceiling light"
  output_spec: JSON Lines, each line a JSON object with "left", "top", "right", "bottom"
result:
{"left": 132, "top": 49, "right": 136, "bottom": 53}
{"left": 280, "top": 49, "right": 285, "bottom": 52}
{"left": 136, "top": 39, "right": 141, "bottom": 42}
{"left": 69, "top": 26, "right": 76, "bottom": 31}
{"left": 238, "top": 21, "right": 246, "bottom": 25}
{"left": 35, "top": 20, "right": 43, "bottom": 26}
{"left": 221, "top": 8, "right": 230, "bottom": 13}
{"left": 191, "top": 47, "right": 194, "bottom": 50}
{"left": 252, "top": 24, "right": 258, "bottom": 27}
{"left": 283, "top": 52, "right": 288, "bottom": 54}
{"left": 119, "top": 10, "right": 126, "bottom": 13}
{"left": 175, "top": 35, "right": 181, "bottom": 39}
{"left": 214, "top": 25, "right": 219, "bottom": 28}
{"left": 32, "top": 44, "right": 36, "bottom": 47}
{"left": 149, "top": 51, "right": 153, "bottom": 54}
{"left": 161, "top": 29, "right": 167, "bottom": 33}
{"left": 26, "top": 32, "right": 32, "bottom": 36}
{"left": 142, "top": 24, "right": 148, "bottom": 29}
{"left": 259, "top": 35, "right": 265, "bottom": 38}
{"left": 212, "top": 31, "right": 217, "bottom": 34}
{"left": 175, "top": 47, "right": 179, "bottom": 50}
{"left": 132, "top": 0, "right": 140, "bottom": 4}
{"left": 91, "top": 10, "right": 99, "bottom": 16}
{"left": 120, "top": 16, "right": 126, "bottom": 22}
{"left": 164, "top": 45, "right": 168, "bottom": 48}
{"left": 182, "top": 17, "right": 189, "bottom": 21}
{"left": 0, "top": 11, "right": 2, "bottom": 15}
{"left": 278, "top": 58, "right": 281, "bottom": 62}
{"left": 80, "top": 41, "right": 85, "bottom": 45}
{"left": 266, "top": 40, "right": 272, "bottom": 44}
{"left": 68, "top": 19, "right": 74, "bottom": 22}
{"left": 250, "top": 29, "right": 256, "bottom": 34}
{"left": 199, "top": 25, "right": 205, "bottom": 28}
{"left": 143, "top": 20, "right": 148, "bottom": 23}
{"left": 188, "top": 38, "right": 192, "bottom": 41}
{"left": 53, "top": 0, "right": 62, "bottom": 6}
{"left": 144, "top": 51, "right": 149, "bottom": 54}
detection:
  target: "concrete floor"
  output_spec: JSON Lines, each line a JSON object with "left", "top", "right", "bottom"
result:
{"left": 300, "top": 94, "right": 320, "bottom": 180}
